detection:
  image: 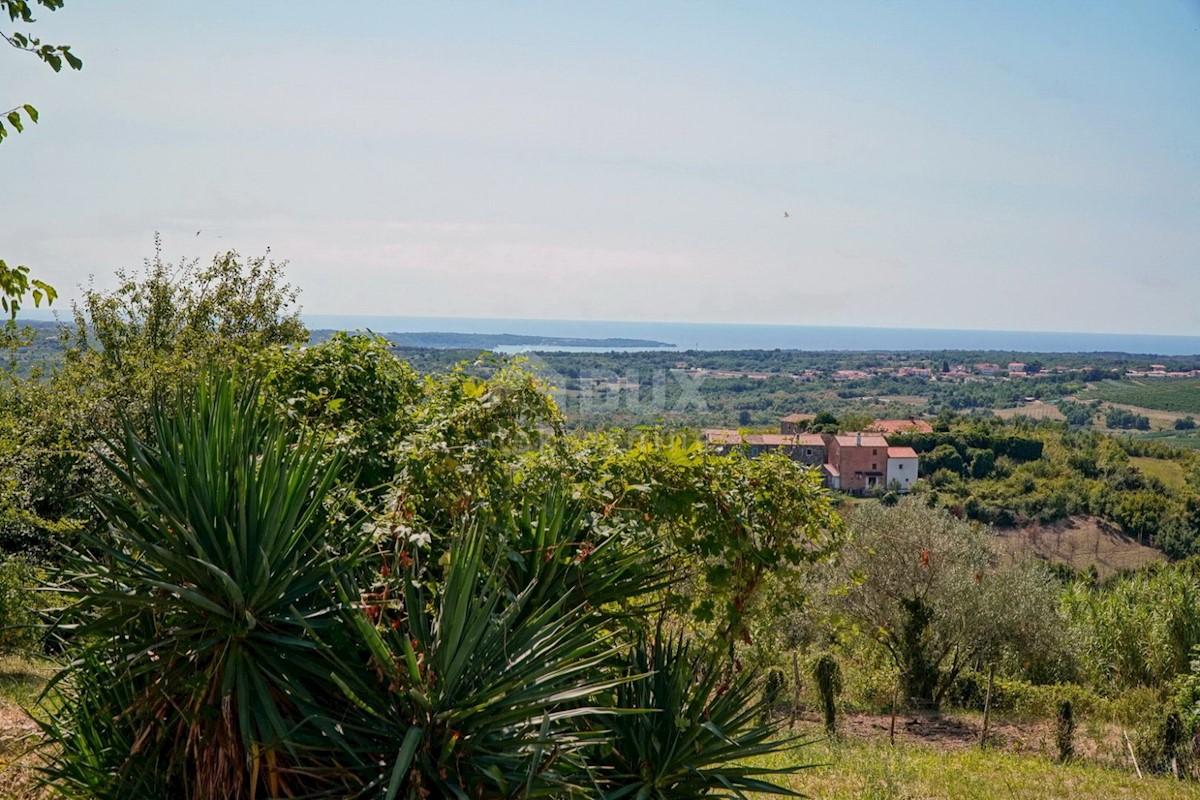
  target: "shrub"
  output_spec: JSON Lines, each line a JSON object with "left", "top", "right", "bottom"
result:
{"left": 601, "top": 633, "right": 807, "bottom": 799}
{"left": 1055, "top": 700, "right": 1075, "bottom": 762}
{"left": 41, "top": 374, "right": 359, "bottom": 799}
{"left": 946, "top": 673, "right": 1109, "bottom": 721}
{"left": 0, "top": 557, "right": 42, "bottom": 656}
{"left": 763, "top": 667, "right": 787, "bottom": 721}
{"left": 813, "top": 654, "right": 843, "bottom": 733}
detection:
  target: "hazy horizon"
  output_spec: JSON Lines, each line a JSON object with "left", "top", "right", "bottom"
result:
{"left": 4, "top": 2, "right": 1199, "bottom": 336}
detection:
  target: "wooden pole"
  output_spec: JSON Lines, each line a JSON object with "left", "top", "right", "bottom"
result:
{"left": 889, "top": 679, "right": 899, "bottom": 745}
{"left": 1124, "top": 730, "right": 1143, "bottom": 779}
{"left": 980, "top": 663, "right": 995, "bottom": 748}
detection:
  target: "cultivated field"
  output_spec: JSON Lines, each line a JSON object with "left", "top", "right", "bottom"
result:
{"left": 994, "top": 400, "right": 1066, "bottom": 421}
{"left": 1083, "top": 379, "right": 1200, "bottom": 416}
{"left": 1130, "top": 429, "right": 1200, "bottom": 451}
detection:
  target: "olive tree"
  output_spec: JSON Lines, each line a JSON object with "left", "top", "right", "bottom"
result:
{"left": 832, "top": 500, "right": 1063, "bottom": 708}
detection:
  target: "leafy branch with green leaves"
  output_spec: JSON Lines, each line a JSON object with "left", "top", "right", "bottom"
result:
{"left": 1, "top": 0, "right": 81, "bottom": 318}
{"left": 1, "top": 0, "right": 82, "bottom": 142}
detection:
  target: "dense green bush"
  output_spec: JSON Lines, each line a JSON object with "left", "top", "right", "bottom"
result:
{"left": 1063, "top": 565, "right": 1200, "bottom": 689}
{"left": 945, "top": 673, "right": 1109, "bottom": 721}
{"left": 40, "top": 371, "right": 818, "bottom": 799}
{"left": 0, "top": 556, "right": 42, "bottom": 655}
{"left": 42, "top": 376, "right": 361, "bottom": 799}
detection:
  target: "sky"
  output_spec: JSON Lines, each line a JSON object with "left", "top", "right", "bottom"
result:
{"left": 2, "top": 1, "right": 1199, "bottom": 334}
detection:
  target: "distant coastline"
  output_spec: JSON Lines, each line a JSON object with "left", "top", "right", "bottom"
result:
{"left": 17, "top": 310, "right": 1200, "bottom": 355}
{"left": 310, "top": 329, "right": 674, "bottom": 350}
{"left": 303, "top": 315, "right": 1200, "bottom": 356}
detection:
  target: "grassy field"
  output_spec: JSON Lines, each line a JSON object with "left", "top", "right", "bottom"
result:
{"left": 1083, "top": 379, "right": 1200, "bottom": 416}
{"left": 995, "top": 401, "right": 1066, "bottom": 421}
{"left": 1131, "top": 457, "right": 1191, "bottom": 492}
{"left": 0, "top": 657, "right": 1196, "bottom": 799}
{"left": 759, "top": 733, "right": 1198, "bottom": 800}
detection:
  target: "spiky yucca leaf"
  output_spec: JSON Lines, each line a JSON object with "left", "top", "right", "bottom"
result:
{"left": 337, "top": 497, "right": 655, "bottom": 799}
{"left": 41, "top": 373, "right": 363, "bottom": 799}
{"left": 601, "top": 631, "right": 813, "bottom": 800}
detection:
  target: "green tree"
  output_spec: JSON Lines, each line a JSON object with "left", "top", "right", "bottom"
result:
{"left": 831, "top": 501, "right": 1063, "bottom": 708}
{"left": 524, "top": 434, "right": 843, "bottom": 645}
{"left": 0, "top": 241, "right": 307, "bottom": 558}
{"left": 267, "top": 332, "right": 421, "bottom": 497}
{"left": 67, "top": 239, "right": 306, "bottom": 394}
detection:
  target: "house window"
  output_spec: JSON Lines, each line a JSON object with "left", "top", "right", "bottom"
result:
{"left": 872, "top": 449, "right": 878, "bottom": 455}
{"left": 805, "top": 448, "right": 813, "bottom": 456}
{"left": 872, "top": 463, "right": 877, "bottom": 470}
{"left": 898, "top": 463, "right": 904, "bottom": 469}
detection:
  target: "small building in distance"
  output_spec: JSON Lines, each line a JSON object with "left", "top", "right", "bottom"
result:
{"left": 699, "top": 430, "right": 826, "bottom": 466}
{"left": 700, "top": 429, "right": 744, "bottom": 455}
{"left": 886, "top": 446, "right": 919, "bottom": 492}
{"left": 703, "top": 416, "right": 923, "bottom": 495}
{"left": 779, "top": 413, "right": 815, "bottom": 434}
{"left": 824, "top": 433, "right": 890, "bottom": 494}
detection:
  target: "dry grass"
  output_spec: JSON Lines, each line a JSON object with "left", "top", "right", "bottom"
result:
{"left": 0, "top": 657, "right": 55, "bottom": 800}
{"left": 993, "top": 515, "right": 1165, "bottom": 579}
{"left": 995, "top": 401, "right": 1066, "bottom": 421}
{"left": 0, "top": 700, "right": 44, "bottom": 800}
{"left": 874, "top": 395, "right": 930, "bottom": 408}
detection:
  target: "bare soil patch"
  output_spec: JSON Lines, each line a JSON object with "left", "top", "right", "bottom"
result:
{"left": 993, "top": 515, "right": 1164, "bottom": 579}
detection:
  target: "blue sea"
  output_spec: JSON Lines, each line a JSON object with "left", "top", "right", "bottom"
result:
{"left": 303, "top": 315, "right": 1200, "bottom": 356}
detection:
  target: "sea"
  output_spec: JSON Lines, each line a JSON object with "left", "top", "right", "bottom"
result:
{"left": 303, "top": 315, "right": 1200, "bottom": 357}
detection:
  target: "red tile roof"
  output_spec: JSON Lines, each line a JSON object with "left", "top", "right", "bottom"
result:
{"left": 745, "top": 433, "right": 825, "bottom": 446}
{"left": 781, "top": 413, "right": 815, "bottom": 423}
{"left": 831, "top": 433, "right": 890, "bottom": 448}
{"left": 887, "top": 447, "right": 919, "bottom": 459}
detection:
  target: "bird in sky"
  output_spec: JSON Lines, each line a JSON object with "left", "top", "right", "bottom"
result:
{"left": 783, "top": 212, "right": 790, "bottom": 218}
{"left": 195, "top": 230, "right": 201, "bottom": 236}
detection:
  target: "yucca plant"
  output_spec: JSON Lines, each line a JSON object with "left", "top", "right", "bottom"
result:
{"left": 333, "top": 497, "right": 651, "bottom": 799}
{"left": 599, "top": 630, "right": 811, "bottom": 799}
{"left": 40, "top": 373, "right": 363, "bottom": 799}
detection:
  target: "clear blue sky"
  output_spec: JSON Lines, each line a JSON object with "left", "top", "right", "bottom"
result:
{"left": 3, "top": 1, "right": 1198, "bottom": 333}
